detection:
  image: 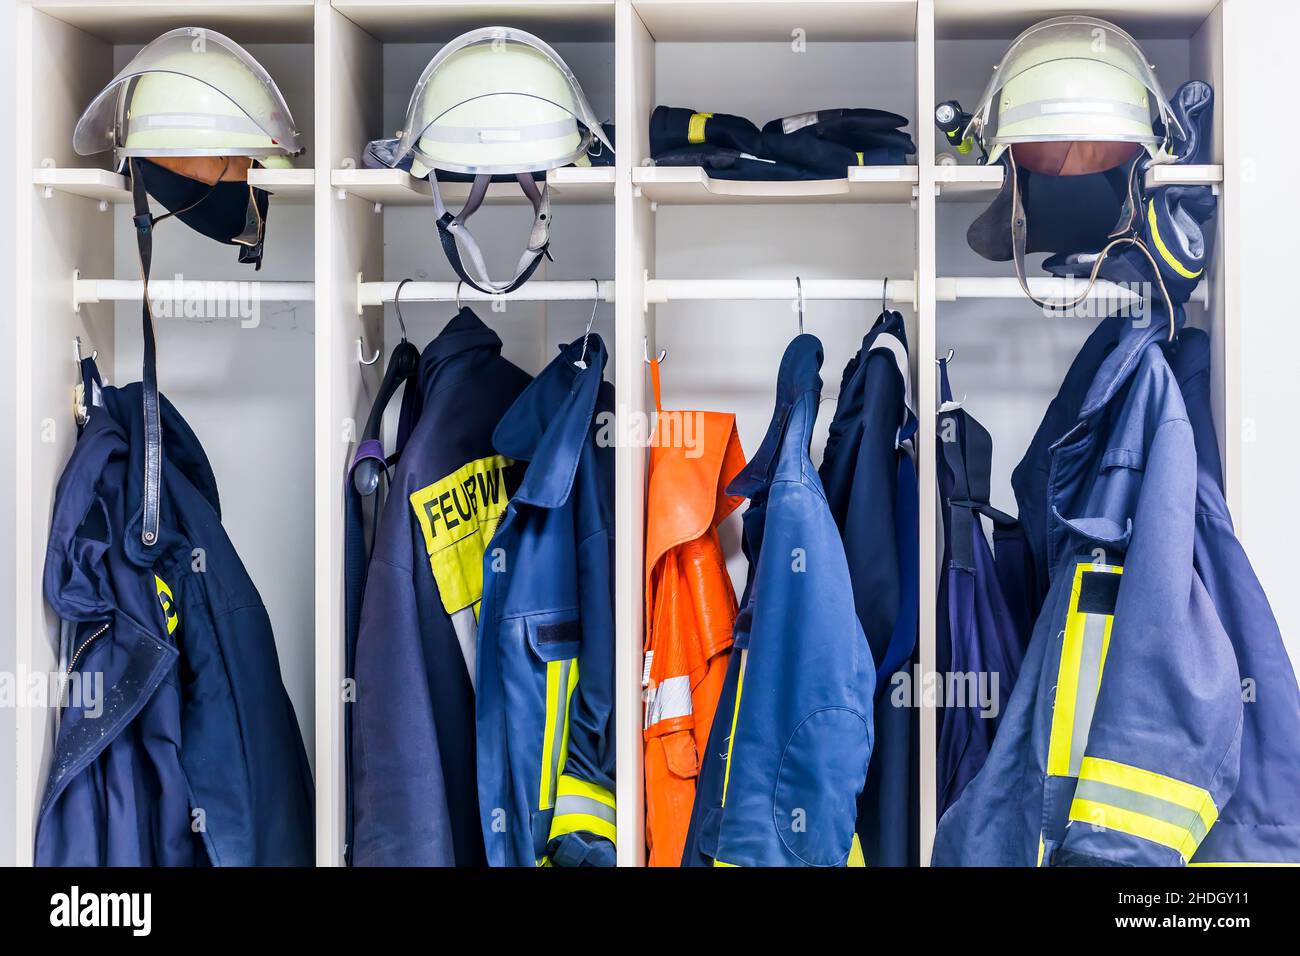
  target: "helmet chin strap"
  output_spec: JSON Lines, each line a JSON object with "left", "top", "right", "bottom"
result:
{"left": 128, "top": 156, "right": 238, "bottom": 547}
{"left": 430, "top": 171, "right": 553, "bottom": 295}
{"left": 1007, "top": 148, "right": 1177, "bottom": 342}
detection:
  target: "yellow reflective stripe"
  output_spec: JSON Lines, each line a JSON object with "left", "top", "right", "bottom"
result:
{"left": 1046, "top": 563, "right": 1121, "bottom": 777}
{"left": 713, "top": 859, "right": 738, "bottom": 867}
{"left": 556, "top": 775, "right": 615, "bottom": 809}
{"left": 1069, "top": 797, "right": 1201, "bottom": 862}
{"left": 1036, "top": 833, "right": 1046, "bottom": 867}
{"left": 549, "top": 811, "right": 616, "bottom": 844}
{"left": 855, "top": 151, "right": 864, "bottom": 166}
{"left": 539, "top": 657, "right": 580, "bottom": 811}
{"left": 1079, "top": 757, "right": 1218, "bottom": 834}
{"left": 539, "top": 660, "right": 560, "bottom": 809}
{"left": 1148, "top": 198, "right": 1203, "bottom": 279}
{"left": 720, "top": 649, "right": 748, "bottom": 807}
{"left": 847, "top": 833, "right": 866, "bottom": 867}
{"left": 1189, "top": 862, "right": 1300, "bottom": 867}
{"left": 687, "top": 111, "right": 713, "bottom": 144}
{"left": 560, "top": 657, "right": 579, "bottom": 776}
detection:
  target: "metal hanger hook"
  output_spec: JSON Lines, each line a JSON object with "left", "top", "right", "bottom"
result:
{"left": 357, "top": 336, "right": 381, "bottom": 366}
{"left": 455, "top": 280, "right": 463, "bottom": 311}
{"left": 795, "top": 276, "right": 805, "bottom": 335}
{"left": 936, "top": 348, "right": 955, "bottom": 366}
{"left": 882, "top": 277, "right": 889, "bottom": 313}
{"left": 393, "top": 278, "right": 412, "bottom": 341}
{"left": 644, "top": 337, "right": 667, "bottom": 365}
{"left": 576, "top": 279, "right": 600, "bottom": 369}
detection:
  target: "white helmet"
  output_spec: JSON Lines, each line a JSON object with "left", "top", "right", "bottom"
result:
{"left": 74, "top": 27, "right": 302, "bottom": 162}
{"left": 74, "top": 28, "right": 303, "bottom": 268}
{"left": 393, "top": 27, "right": 613, "bottom": 294}
{"left": 967, "top": 16, "right": 1182, "bottom": 175}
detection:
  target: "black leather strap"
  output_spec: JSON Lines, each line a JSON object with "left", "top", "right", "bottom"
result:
{"left": 130, "top": 159, "right": 163, "bottom": 548}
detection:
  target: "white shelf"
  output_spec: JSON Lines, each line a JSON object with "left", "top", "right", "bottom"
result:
{"left": 632, "top": 0, "right": 920, "bottom": 41}
{"left": 632, "top": 165, "right": 919, "bottom": 205}
{"left": 330, "top": 167, "right": 616, "bottom": 206}
{"left": 33, "top": 166, "right": 316, "bottom": 204}
{"left": 935, "top": 162, "right": 1224, "bottom": 201}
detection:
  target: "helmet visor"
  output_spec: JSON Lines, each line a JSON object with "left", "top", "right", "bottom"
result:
{"left": 73, "top": 27, "right": 302, "bottom": 157}
{"left": 969, "top": 16, "right": 1184, "bottom": 148}
{"left": 393, "top": 27, "right": 613, "bottom": 176}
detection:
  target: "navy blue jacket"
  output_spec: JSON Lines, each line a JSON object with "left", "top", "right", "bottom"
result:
{"left": 818, "top": 312, "right": 918, "bottom": 866}
{"left": 351, "top": 309, "right": 531, "bottom": 866}
{"left": 38, "top": 360, "right": 313, "bottom": 866}
{"left": 683, "top": 335, "right": 875, "bottom": 867}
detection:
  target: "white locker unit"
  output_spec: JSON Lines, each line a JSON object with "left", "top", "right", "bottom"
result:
{"left": 316, "top": 1, "right": 616, "bottom": 866}
{"left": 12, "top": 0, "right": 1257, "bottom": 868}
{"left": 14, "top": 0, "right": 319, "bottom": 868}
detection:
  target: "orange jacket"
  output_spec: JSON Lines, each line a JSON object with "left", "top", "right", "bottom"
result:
{"left": 643, "top": 359, "right": 746, "bottom": 867}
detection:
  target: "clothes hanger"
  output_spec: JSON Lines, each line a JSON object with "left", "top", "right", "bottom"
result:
{"left": 795, "top": 275, "right": 805, "bottom": 335}
{"left": 352, "top": 278, "right": 423, "bottom": 495}
{"left": 574, "top": 278, "right": 600, "bottom": 369}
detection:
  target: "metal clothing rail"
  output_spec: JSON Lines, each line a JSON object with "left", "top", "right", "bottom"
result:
{"left": 355, "top": 277, "right": 616, "bottom": 313}
{"left": 643, "top": 278, "right": 915, "bottom": 309}
{"left": 643, "top": 276, "right": 1209, "bottom": 308}
{"left": 71, "top": 274, "right": 315, "bottom": 312}
{"left": 938, "top": 276, "right": 1211, "bottom": 307}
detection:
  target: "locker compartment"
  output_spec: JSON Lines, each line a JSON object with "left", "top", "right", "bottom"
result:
{"left": 620, "top": 0, "right": 924, "bottom": 867}
{"left": 319, "top": 0, "right": 617, "bottom": 866}
{"left": 631, "top": 0, "right": 921, "bottom": 203}
{"left": 933, "top": 1, "right": 1225, "bottom": 517}
{"left": 16, "top": 1, "right": 317, "bottom": 865}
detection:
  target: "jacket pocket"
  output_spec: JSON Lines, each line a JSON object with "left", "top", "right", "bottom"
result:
{"left": 773, "top": 707, "right": 871, "bottom": 866}
{"left": 525, "top": 612, "right": 581, "bottom": 663}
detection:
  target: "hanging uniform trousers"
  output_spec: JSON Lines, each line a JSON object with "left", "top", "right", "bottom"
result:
{"left": 39, "top": 359, "right": 314, "bottom": 866}
{"left": 642, "top": 358, "right": 746, "bottom": 867}
{"left": 933, "top": 309, "right": 1300, "bottom": 866}
{"left": 351, "top": 309, "right": 532, "bottom": 866}
{"left": 682, "top": 335, "right": 875, "bottom": 867}
{"left": 933, "top": 358, "right": 1026, "bottom": 816}
{"left": 476, "top": 335, "right": 617, "bottom": 867}
{"left": 817, "top": 312, "right": 919, "bottom": 867}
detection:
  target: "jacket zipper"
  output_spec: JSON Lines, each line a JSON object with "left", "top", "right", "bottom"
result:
{"left": 60, "top": 621, "right": 109, "bottom": 709}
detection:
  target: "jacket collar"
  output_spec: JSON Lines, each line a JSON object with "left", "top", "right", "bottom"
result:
{"left": 644, "top": 409, "right": 746, "bottom": 574}
{"left": 494, "top": 334, "right": 608, "bottom": 510}
{"left": 728, "top": 334, "right": 823, "bottom": 498}
{"left": 420, "top": 307, "right": 503, "bottom": 376}
{"left": 1078, "top": 303, "right": 1185, "bottom": 420}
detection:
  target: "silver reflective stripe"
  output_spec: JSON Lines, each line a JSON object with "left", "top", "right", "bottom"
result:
{"left": 546, "top": 658, "right": 573, "bottom": 805}
{"left": 134, "top": 112, "right": 266, "bottom": 134}
{"left": 1068, "top": 613, "right": 1108, "bottom": 776}
{"left": 644, "top": 674, "right": 692, "bottom": 729}
{"left": 1073, "top": 778, "right": 1211, "bottom": 846}
{"left": 554, "top": 793, "right": 616, "bottom": 825}
{"left": 999, "top": 98, "right": 1151, "bottom": 127}
{"left": 423, "top": 118, "right": 578, "bottom": 144}
{"left": 449, "top": 605, "right": 478, "bottom": 692}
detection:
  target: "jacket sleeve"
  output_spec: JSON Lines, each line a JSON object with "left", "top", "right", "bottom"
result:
{"left": 545, "top": 524, "right": 618, "bottom": 867}
{"left": 1055, "top": 417, "right": 1243, "bottom": 866}
{"left": 351, "top": 549, "right": 458, "bottom": 866}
